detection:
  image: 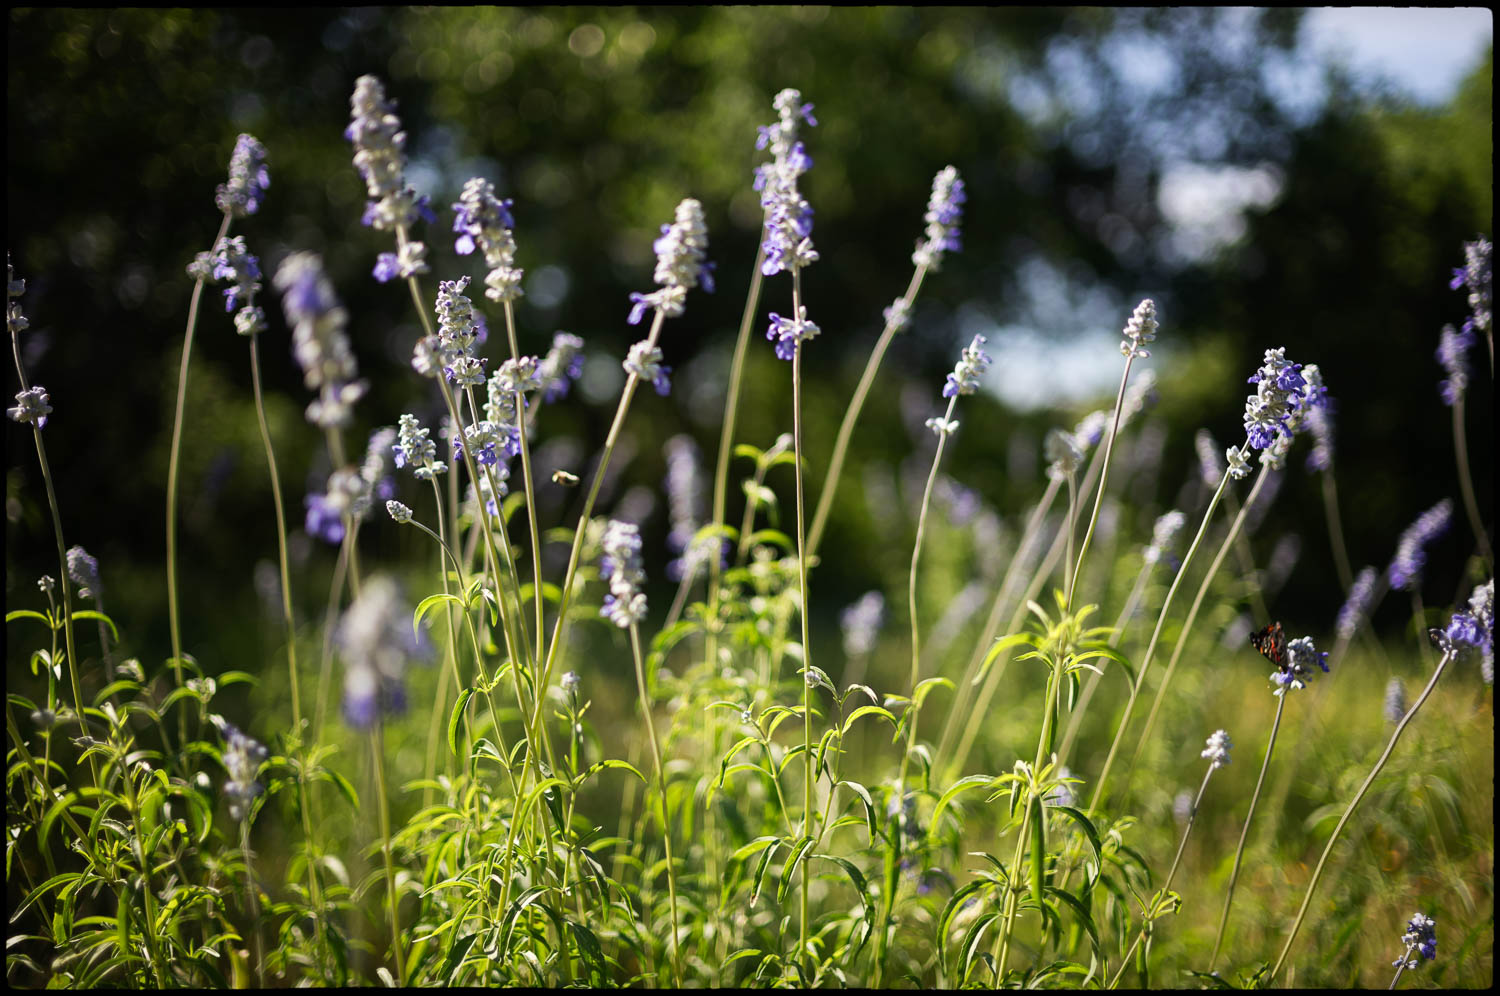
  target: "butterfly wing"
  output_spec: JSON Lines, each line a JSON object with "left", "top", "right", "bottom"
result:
{"left": 1249, "top": 621, "right": 1287, "bottom": 668}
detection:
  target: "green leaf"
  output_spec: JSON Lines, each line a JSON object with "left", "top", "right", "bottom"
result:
{"left": 913, "top": 675, "right": 954, "bottom": 710}
{"left": 840, "top": 704, "right": 898, "bottom": 736}
{"left": 13, "top": 872, "right": 81, "bottom": 921}
{"left": 441, "top": 932, "right": 478, "bottom": 984}
{"left": 5, "top": 609, "right": 53, "bottom": 629}
{"left": 573, "top": 758, "right": 647, "bottom": 787}
{"left": 938, "top": 879, "right": 990, "bottom": 966}
{"left": 777, "top": 835, "right": 816, "bottom": 905}
{"left": 1052, "top": 805, "right": 1103, "bottom": 871}
{"left": 1047, "top": 885, "right": 1100, "bottom": 953}
{"left": 748, "top": 839, "right": 783, "bottom": 904}
{"left": 321, "top": 769, "right": 359, "bottom": 810}
{"left": 745, "top": 528, "right": 793, "bottom": 551}
{"left": 730, "top": 835, "right": 781, "bottom": 864}
{"left": 733, "top": 443, "right": 764, "bottom": 463}
{"left": 973, "top": 633, "right": 1035, "bottom": 686}
{"left": 930, "top": 774, "right": 995, "bottom": 831}
{"left": 69, "top": 610, "right": 120, "bottom": 642}
{"left": 498, "top": 885, "right": 548, "bottom": 958}
{"left": 415, "top": 593, "right": 465, "bottom": 636}
{"left": 448, "top": 688, "right": 474, "bottom": 757}
{"left": 814, "top": 853, "right": 869, "bottom": 908}
{"left": 742, "top": 480, "right": 778, "bottom": 511}
{"left": 217, "top": 670, "right": 258, "bottom": 687}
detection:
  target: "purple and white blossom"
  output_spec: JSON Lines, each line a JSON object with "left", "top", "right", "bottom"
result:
{"left": 215, "top": 133, "right": 269, "bottom": 218}
{"left": 754, "top": 88, "right": 818, "bottom": 278}
{"left": 346, "top": 75, "right": 432, "bottom": 281}
{"left": 274, "top": 252, "right": 367, "bottom": 429}
{"left": 220, "top": 722, "right": 268, "bottom": 822}
{"left": 1120, "top": 298, "right": 1158, "bottom": 360}
{"left": 338, "top": 575, "right": 428, "bottom": 729}
{"left": 1201, "top": 729, "right": 1233, "bottom": 769}
{"left": 600, "top": 519, "right": 648, "bottom": 628}
{"left": 1270, "top": 634, "right": 1330, "bottom": 696}
{"left": 1387, "top": 499, "right": 1453, "bottom": 592}
{"left": 538, "top": 332, "right": 585, "bottom": 402}
{"left": 1335, "top": 566, "right": 1380, "bottom": 643}
{"left": 453, "top": 176, "right": 524, "bottom": 303}
{"left": 627, "top": 198, "right": 712, "bottom": 325}
{"left": 841, "top": 590, "right": 886, "bottom": 660}
{"left": 943, "top": 335, "right": 991, "bottom": 398}
{"left": 911, "top": 166, "right": 966, "bottom": 271}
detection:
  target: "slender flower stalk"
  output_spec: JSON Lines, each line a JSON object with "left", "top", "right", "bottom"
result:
{"left": 8, "top": 259, "right": 91, "bottom": 780}
{"left": 530, "top": 199, "right": 710, "bottom": 749}
{"left": 599, "top": 522, "right": 681, "bottom": 983}
{"left": 1208, "top": 634, "right": 1328, "bottom": 969}
{"left": 1270, "top": 639, "right": 1459, "bottom": 983}
{"left": 807, "top": 164, "right": 966, "bottom": 559}
{"left": 1388, "top": 913, "right": 1438, "bottom": 989}
{"left": 1067, "top": 299, "right": 1157, "bottom": 610}
{"left": 1109, "top": 731, "right": 1231, "bottom": 987}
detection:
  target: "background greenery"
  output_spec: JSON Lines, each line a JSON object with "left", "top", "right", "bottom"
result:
{"left": 6, "top": 7, "right": 1493, "bottom": 987}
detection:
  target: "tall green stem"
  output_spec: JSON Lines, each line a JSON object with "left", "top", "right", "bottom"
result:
{"left": 167, "top": 213, "right": 233, "bottom": 729}
{"left": 1066, "top": 357, "right": 1134, "bottom": 610}
{"left": 531, "top": 310, "right": 668, "bottom": 743}
{"left": 791, "top": 287, "right": 815, "bottom": 974}
{"left": 806, "top": 262, "right": 928, "bottom": 560}
{"left": 629, "top": 623, "right": 680, "bottom": 984}
{"left": 1269, "top": 649, "right": 1455, "bottom": 983}
{"left": 501, "top": 299, "right": 548, "bottom": 658}
{"left": 1088, "top": 465, "right": 1235, "bottom": 816}
{"left": 1109, "top": 762, "right": 1215, "bottom": 988}
{"left": 1121, "top": 467, "right": 1270, "bottom": 802}
{"left": 1320, "top": 470, "right": 1355, "bottom": 592}
{"left": 1452, "top": 395, "right": 1494, "bottom": 570}
{"left": 371, "top": 721, "right": 405, "bottom": 984}
{"left": 247, "top": 337, "right": 300, "bottom": 727}
{"left": 1208, "top": 690, "right": 1287, "bottom": 970}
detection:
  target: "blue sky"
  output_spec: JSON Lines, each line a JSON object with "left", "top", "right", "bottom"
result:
{"left": 984, "top": 7, "right": 1492, "bottom": 412}
{"left": 1302, "top": 7, "right": 1492, "bottom": 105}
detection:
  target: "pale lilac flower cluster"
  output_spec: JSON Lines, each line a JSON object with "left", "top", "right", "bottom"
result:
{"left": 1072, "top": 410, "right": 1110, "bottom": 452}
{"left": 1119, "top": 298, "right": 1158, "bottom": 360}
{"left": 754, "top": 88, "right": 818, "bottom": 277}
{"left": 538, "top": 332, "right": 585, "bottom": 402}
{"left": 431, "top": 277, "right": 485, "bottom": 387}
{"left": 346, "top": 75, "right": 432, "bottom": 282}
{"left": 210, "top": 236, "right": 268, "bottom": 335}
{"left": 1335, "top": 566, "right": 1379, "bottom": 643}
{"left": 1393, "top": 912, "right": 1437, "bottom": 968}
{"left": 6, "top": 263, "right": 50, "bottom": 430}
{"left": 1120, "top": 368, "right": 1159, "bottom": 424}
{"left": 628, "top": 198, "right": 713, "bottom": 324}
{"left": 883, "top": 297, "right": 912, "bottom": 333}
{"left": 1304, "top": 397, "right": 1335, "bottom": 472}
{"left": 766, "top": 306, "right": 821, "bottom": 362}
{"left": 1143, "top": 510, "right": 1187, "bottom": 569}
{"left": 1201, "top": 729, "right": 1233, "bottom": 769}
{"left": 663, "top": 435, "right": 703, "bottom": 574}
{"left": 841, "top": 591, "right": 885, "bottom": 660}
{"left": 1442, "top": 578, "right": 1493, "bottom": 678}
{"left": 1384, "top": 677, "right": 1407, "bottom": 725}
{"left": 600, "top": 519, "right": 648, "bottom": 628}
{"left": 393, "top": 413, "right": 447, "bottom": 480}
{"left": 1450, "top": 236, "right": 1492, "bottom": 338}
{"left": 924, "top": 415, "right": 959, "bottom": 438}
{"left": 943, "top": 334, "right": 991, "bottom": 398}
{"left": 1435, "top": 323, "right": 1475, "bottom": 407}
{"left": 452, "top": 176, "right": 524, "bottom": 303}
{"left": 1387, "top": 499, "right": 1453, "bottom": 591}
{"left": 338, "top": 575, "right": 427, "bottom": 729}
{"left": 215, "top": 133, "right": 270, "bottom": 218}
{"left": 911, "top": 166, "right": 966, "bottom": 271}
{"left": 1195, "top": 428, "right": 1224, "bottom": 486}
{"left": 8, "top": 386, "right": 51, "bottom": 430}
{"left": 221, "top": 722, "right": 268, "bottom": 822}
{"left": 7, "top": 257, "right": 28, "bottom": 336}
{"left": 351, "top": 427, "right": 397, "bottom": 521}
{"left": 1271, "top": 634, "right": 1330, "bottom": 696}
{"left": 1044, "top": 427, "right": 1084, "bottom": 480}
{"left": 386, "top": 500, "right": 413, "bottom": 524}
{"left": 624, "top": 340, "right": 671, "bottom": 395}
{"left": 66, "top": 546, "right": 101, "bottom": 600}
{"left": 1226, "top": 350, "right": 1327, "bottom": 478}
{"left": 1045, "top": 766, "right": 1078, "bottom": 807}
{"left": 274, "top": 252, "right": 367, "bottom": 429}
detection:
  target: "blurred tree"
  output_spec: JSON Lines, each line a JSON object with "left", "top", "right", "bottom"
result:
{"left": 5, "top": 8, "right": 1489, "bottom": 672}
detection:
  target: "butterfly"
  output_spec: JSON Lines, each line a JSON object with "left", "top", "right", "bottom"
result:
{"left": 1249, "top": 621, "right": 1287, "bottom": 668}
